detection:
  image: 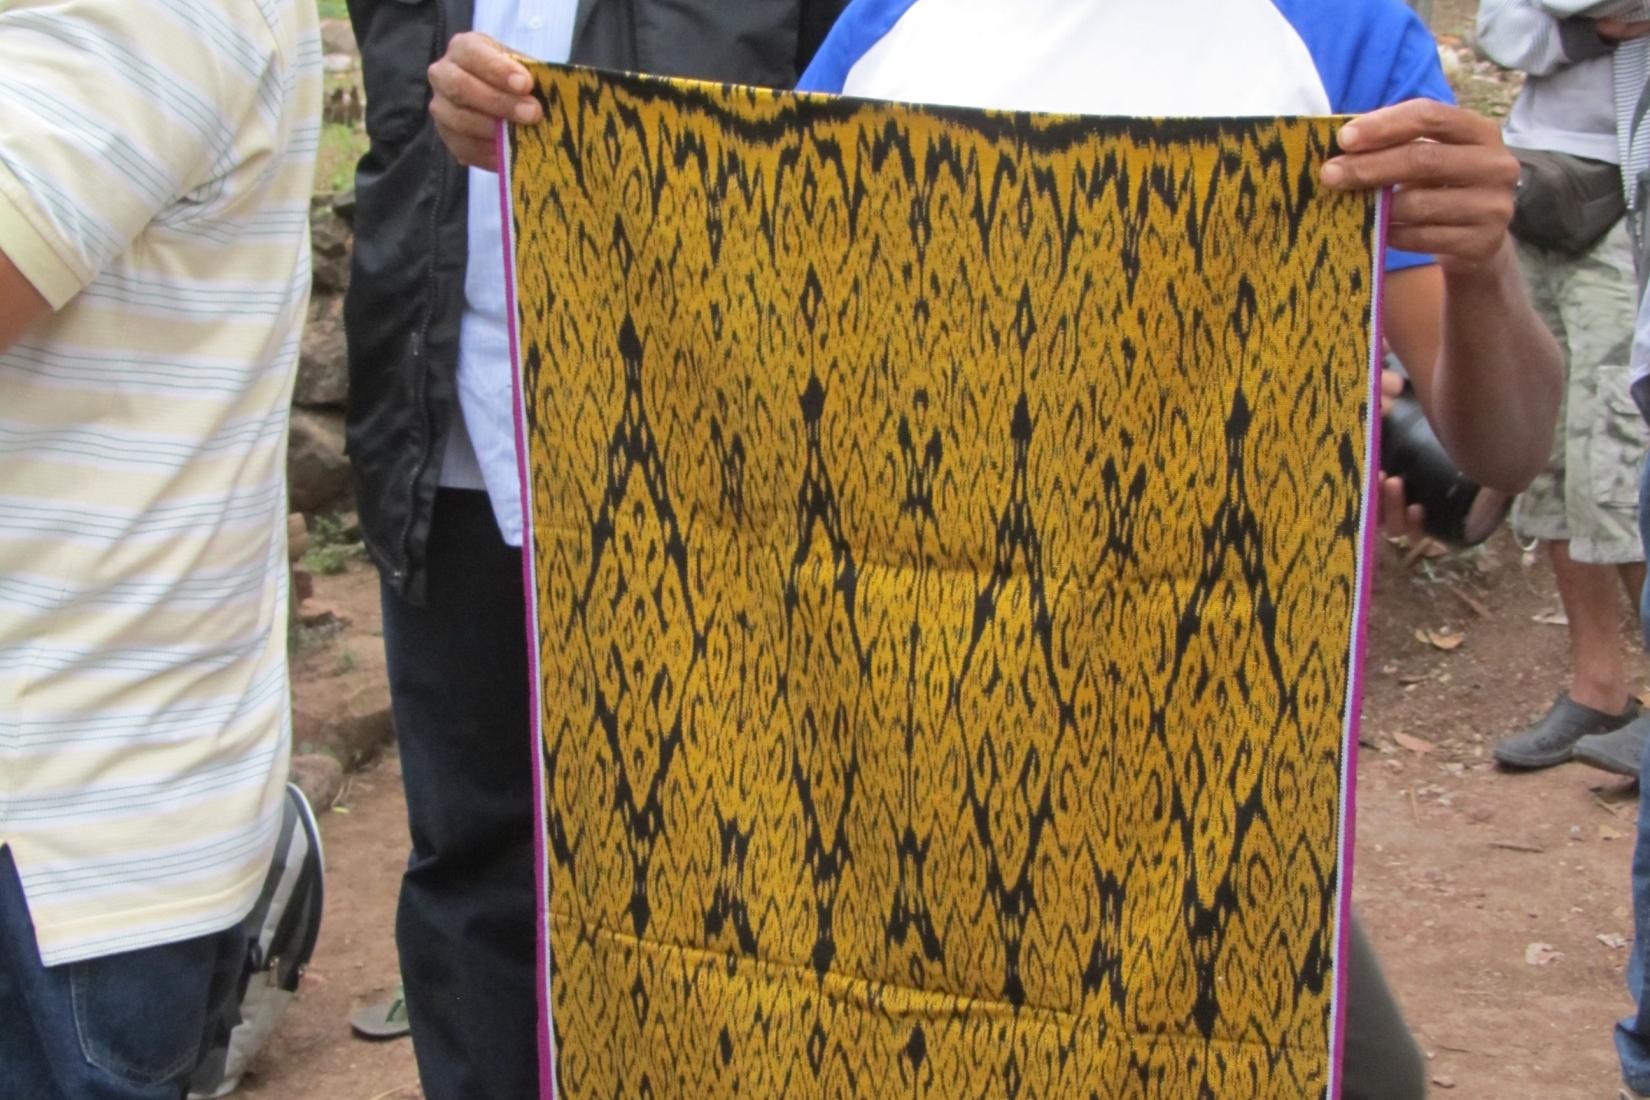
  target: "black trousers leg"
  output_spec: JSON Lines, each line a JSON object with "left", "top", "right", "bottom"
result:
{"left": 380, "top": 489, "right": 538, "bottom": 1100}
{"left": 1342, "top": 915, "right": 1427, "bottom": 1100}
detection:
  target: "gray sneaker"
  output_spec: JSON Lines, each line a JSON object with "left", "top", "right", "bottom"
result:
{"left": 1574, "top": 713, "right": 1650, "bottom": 778}
{"left": 1494, "top": 694, "right": 1639, "bottom": 770}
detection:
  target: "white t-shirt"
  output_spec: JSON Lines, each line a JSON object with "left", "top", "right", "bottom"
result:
{"left": 798, "top": 0, "right": 1454, "bottom": 276}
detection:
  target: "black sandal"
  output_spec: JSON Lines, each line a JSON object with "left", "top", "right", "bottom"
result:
{"left": 1493, "top": 693, "right": 1638, "bottom": 770}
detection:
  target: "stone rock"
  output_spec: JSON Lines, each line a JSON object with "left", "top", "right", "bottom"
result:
{"left": 288, "top": 409, "right": 352, "bottom": 513}
{"left": 320, "top": 681, "right": 395, "bottom": 768}
{"left": 290, "top": 753, "right": 345, "bottom": 812}
{"left": 298, "top": 597, "right": 353, "bottom": 633}
{"left": 287, "top": 513, "right": 310, "bottom": 563}
{"left": 331, "top": 190, "right": 356, "bottom": 227}
{"left": 1437, "top": 44, "right": 1463, "bottom": 83}
{"left": 294, "top": 297, "right": 347, "bottom": 408}
{"left": 310, "top": 205, "right": 353, "bottom": 295}
{"left": 322, "top": 53, "right": 357, "bottom": 74}
{"left": 291, "top": 639, "right": 391, "bottom": 771}
{"left": 292, "top": 671, "right": 393, "bottom": 770}
{"left": 319, "top": 18, "right": 358, "bottom": 58}
{"left": 297, "top": 600, "right": 352, "bottom": 629}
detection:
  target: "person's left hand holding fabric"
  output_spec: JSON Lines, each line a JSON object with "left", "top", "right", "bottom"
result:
{"left": 1323, "top": 98, "right": 1562, "bottom": 494}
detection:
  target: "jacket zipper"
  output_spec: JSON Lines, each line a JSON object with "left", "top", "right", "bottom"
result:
{"left": 393, "top": 0, "right": 454, "bottom": 589}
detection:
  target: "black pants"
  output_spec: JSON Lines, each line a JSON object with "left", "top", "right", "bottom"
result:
{"left": 380, "top": 493, "right": 1422, "bottom": 1100}
{"left": 381, "top": 490, "right": 538, "bottom": 1100}
{"left": 1344, "top": 917, "right": 1428, "bottom": 1100}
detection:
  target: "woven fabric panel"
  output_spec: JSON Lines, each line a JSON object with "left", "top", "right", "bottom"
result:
{"left": 507, "top": 64, "right": 1380, "bottom": 1100}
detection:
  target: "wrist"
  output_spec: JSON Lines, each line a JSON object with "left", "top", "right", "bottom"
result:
{"left": 1437, "top": 237, "right": 1526, "bottom": 324}
{"left": 1437, "top": 232, "right": 1518, "bottom": 283}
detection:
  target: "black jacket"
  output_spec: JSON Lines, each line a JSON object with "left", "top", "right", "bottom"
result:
{"left": 344, "top": 0, "right": 845, "bottom": 601}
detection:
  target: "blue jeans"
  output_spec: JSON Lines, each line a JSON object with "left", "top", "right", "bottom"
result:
{"left": 1621, "top": 454, "right": 1650, "bottom": 1091}
{"left": 0, "top": 846, "right": 245, "bottom": 1100}
{"left": 380, "top": 489, "right": 540, "bottom": 1099}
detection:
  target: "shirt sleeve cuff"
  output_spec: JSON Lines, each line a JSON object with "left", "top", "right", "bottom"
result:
{"left": 1384, "top": 247, "right": 1436, "bottom": 274}
{"left": 0, "top": 166, "right": 89, "bottom": 309}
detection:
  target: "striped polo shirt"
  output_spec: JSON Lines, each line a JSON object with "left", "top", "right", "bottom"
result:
{"left": 0, "top": 0, "right": 320, "bottom": 966}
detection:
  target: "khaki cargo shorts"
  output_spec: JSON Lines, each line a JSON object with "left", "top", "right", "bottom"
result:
{"left": 1512, "top": 221, "right": 1650, "bottom": 565}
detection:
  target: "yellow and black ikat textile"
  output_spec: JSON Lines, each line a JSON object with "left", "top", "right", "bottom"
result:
{"left": 508, "top": 63, "right": 1379, "bottom": 1099}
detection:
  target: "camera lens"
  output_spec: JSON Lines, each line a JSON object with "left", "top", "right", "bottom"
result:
{"left": 1380, "top": 390, "right": 1510, "bottom": 548}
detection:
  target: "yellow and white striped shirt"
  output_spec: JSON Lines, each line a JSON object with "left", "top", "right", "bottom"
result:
{"left": 0, "top": 0, "right": 321, "bottom": 966}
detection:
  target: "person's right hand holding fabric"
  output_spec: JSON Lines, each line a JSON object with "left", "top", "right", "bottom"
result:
{"left": 428, "top": 32, "right": 543, "bottom": 172}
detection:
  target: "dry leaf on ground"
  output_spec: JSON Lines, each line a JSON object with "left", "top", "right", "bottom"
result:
{"left": 1414, "top": 628, "right": 1465, "bottom": 651}
{"left": 1393, "top": 732, "right": 1437, "bottom": 755}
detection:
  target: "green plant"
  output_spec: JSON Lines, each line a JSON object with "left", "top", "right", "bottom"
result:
{"left": 290, "top": 619, "right": 345, "bottom": 654}
{"left": 316, "top": 0, "right": 349, "bottom": 20}
{"left": 300, "top": 513, "right": 365, "bottom": 576}
{"left": 301, "top": 542, "right": 357, "bottom": 575}
{"left": 315, "top": 121, "right": 365, "bottom": 195}
{"left": 310, "top": 513, "right": 350, "bottom": 545}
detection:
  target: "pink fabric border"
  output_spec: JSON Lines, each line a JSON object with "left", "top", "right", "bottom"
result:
{"left": 1327, "top": 184, "right": 1392, "bottom": 1100}
{"left": 496, "top": 119, "right": 557, "bottom": 1100}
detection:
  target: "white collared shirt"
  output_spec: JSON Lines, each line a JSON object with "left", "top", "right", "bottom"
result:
{"left": 443, "top": 0, "right": 578, "bottom": 545}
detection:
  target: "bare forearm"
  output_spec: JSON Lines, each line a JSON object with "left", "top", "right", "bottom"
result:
{"left": 0, "top": 248, "right": 50, "bottom": 356}
{"left": 1424, "top": 241, "right": 1563, "bottom": 492}
{"left": 1324, "top": 101, "right": 1562, "bottom": 494}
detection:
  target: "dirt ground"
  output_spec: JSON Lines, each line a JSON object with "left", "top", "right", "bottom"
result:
{"left": 1434, "top": 0, "right": 1480, "bottom": 38}
{"left": 239, "top": 528, "right": 1648, "bottom": 1100}
{"left": 1356, "top": 537, "right": 1645, "bottom": 1098}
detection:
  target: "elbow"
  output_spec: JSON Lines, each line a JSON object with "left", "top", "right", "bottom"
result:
{"left": 1453, "top": 442, "right": 1548, "bottom": 496}
{"left": 1452, "top": 361, "right": 1563, "bottom": 495}
{"left": 1468, "top": 450, "right": 1548, "bottom": 496}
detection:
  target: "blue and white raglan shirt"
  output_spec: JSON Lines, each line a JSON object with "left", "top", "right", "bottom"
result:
{"left": 798, "top": 0, "right": 1453, "bottom": 274}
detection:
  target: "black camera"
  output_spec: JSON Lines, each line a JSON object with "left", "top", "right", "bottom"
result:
{"left": 1380, "top": 388, "right": 1512, "bottom": 548}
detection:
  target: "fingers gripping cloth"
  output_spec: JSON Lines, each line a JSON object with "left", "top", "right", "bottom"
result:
{"left": 503, "top": 64, "right": 1385, "bottom": 1100}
